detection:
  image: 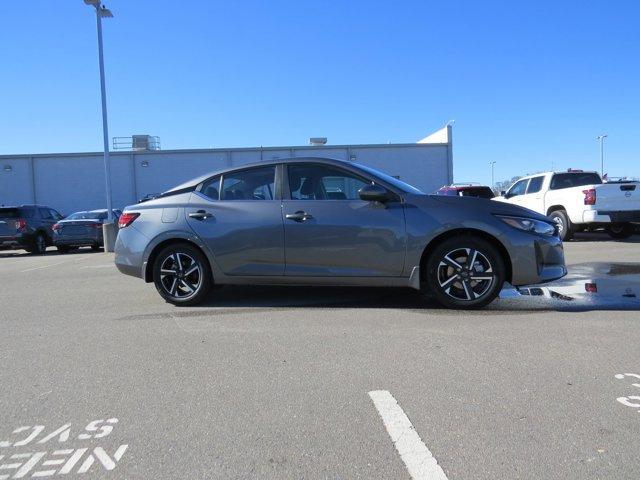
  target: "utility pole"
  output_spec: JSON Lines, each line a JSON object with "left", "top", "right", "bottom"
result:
{"left": 490, "top": 161, "right": 496, "bottom": 191}
{"left": 84, "top": 0, "right": 116, "bottom": 251}
{"left": 596, "top": 134, "right": 608, "bottom": 178}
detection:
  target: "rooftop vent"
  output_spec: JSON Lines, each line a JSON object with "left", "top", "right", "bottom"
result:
{"left": 309, "top": 137, "right": 327, "bottom": 146}
{"left": 113, "top": 135, "right": 161, "bottom": 151}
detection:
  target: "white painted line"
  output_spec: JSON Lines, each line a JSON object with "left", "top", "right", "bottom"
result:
{"left": 80, "top": 264, "right": 114, "bottom": 269}
{"left": 20, "top": 262, "right": 66, "bottom": 273}
{"left": 368, "top": 390, "right": 448, "bottom": 480}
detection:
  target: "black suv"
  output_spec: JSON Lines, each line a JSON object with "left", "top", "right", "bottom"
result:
{"left": 0, "top": 205, "right": 64, "bottom": 254}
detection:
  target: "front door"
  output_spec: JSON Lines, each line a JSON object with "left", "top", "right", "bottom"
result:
{"left": 186, "top": 165, "right": 284, "bottom": 276}
{"left": 282, "top": 163, "right": 406, "bottom": 277}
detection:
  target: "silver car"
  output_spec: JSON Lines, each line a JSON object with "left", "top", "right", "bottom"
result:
{"left": 114, "top": 158, "right": 566, "bottom": 309}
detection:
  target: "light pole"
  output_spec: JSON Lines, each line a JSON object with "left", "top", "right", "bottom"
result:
{"left": 490, "top": 161, "right": 496, "bottom": 191}
{"left": 596, "top": 134, "right": 608, "bottom": 178}
{"left": 84, "top": 0, "right": 116, "bottom": 251}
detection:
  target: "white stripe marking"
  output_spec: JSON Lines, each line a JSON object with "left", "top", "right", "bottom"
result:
{"left": 369, "top": 390, "right": 448, "bottom": 480}
{"left": 20, "top": 262, "right": 66, "bottom": 273}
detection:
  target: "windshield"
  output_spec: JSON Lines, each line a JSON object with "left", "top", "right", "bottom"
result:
{"left": 66, "top": 211, "right": 108, "bottom": 220}
{"left": 353, "top": 162, "right": 424, "bottom": 194}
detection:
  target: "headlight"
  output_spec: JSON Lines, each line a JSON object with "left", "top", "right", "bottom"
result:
{"left": 496, "top": 215, "right": 557, "bottom": 236}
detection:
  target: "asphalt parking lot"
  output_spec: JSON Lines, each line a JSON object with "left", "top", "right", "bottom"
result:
{"left": 1, "top": 234, "right": 639, "bottom": 479}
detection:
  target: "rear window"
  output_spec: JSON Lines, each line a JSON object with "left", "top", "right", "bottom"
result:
{"left": 0, "top": 208, "right": 33, "bottom": 218}
{"left": 459, "top": 187, "right": 495, "bottom": 199}
{"left": 67, "top": 211, "right": 107, "bottom": 220}
{"left": 550, "top": 173, "right": 602, "bottom": 190}
{"left": 527, "top": 176, "right": 544, "bottom": 194}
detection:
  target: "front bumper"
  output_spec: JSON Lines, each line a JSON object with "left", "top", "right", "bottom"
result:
{"left": 508, "top": 232, "right": 566, "bottom": 286}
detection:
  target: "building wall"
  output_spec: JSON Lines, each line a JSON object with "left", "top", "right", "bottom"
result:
{"left": 0, "top": 143, "right": 451, "bottom": 214}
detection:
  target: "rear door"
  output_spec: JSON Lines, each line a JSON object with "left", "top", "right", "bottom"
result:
{"left": 282, "top": 163, "right": 406, "bottom": 277}
{"left": 518, "top": 175, "right": 546, "bottom": 213}
{"left": 185, "top": 165, "right": 285, "bottom": 276}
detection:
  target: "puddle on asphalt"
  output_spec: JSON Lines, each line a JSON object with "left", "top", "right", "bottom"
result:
{"left": 500, "top": 262, "right": 640, "bottom": 311}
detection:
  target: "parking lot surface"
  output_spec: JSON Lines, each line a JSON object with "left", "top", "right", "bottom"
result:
{"left": 1, "top": 235, "right": 639, "bottom": 479}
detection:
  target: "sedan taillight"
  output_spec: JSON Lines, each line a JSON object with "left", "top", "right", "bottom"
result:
{"left": 118, "top": 212, "right": 140, "bottom": 228}
{"left": 52, "top": 223, "right": 61, "bottom": 232}
{"left": 583, "top": 188, "right": 596, "bottom": 205}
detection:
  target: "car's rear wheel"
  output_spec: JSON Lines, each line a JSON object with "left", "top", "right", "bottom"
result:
{"left": 57, "top": 245, "right": 70, "bottom": 254}
{"left": 153, "top": 243, "right": 212, "bottom": 306}
{"left": 606, "top": 222, "right": 634, "bottom": 239}
{"left": 91, "top": 244, "right": 102, "bottom": 252}
{"left": 30, "top": 233, "right": 47, "bottom": 255}
{"left": 425, "top": 236, "right": 505, "bottom": 309}
{"left": 548, "top": 210, "right": 573, "bottom": 241}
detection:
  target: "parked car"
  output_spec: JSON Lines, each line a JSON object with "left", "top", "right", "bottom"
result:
{"left": 436, "top": 184, "right": 495, "bottom": 199}
{"left": 494, "top": 170, "right": 640, "bottom": 240}
{"left": 52, "top": 209, "right": 120, "bottom": 253}
{"left": 0, "top": 205, "right": 64, "bottom": 254}
{"left": 114, "top": 158, "right": 566, "bottom": 309}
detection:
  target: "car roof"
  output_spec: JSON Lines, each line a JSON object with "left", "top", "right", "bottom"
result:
{"left": 166, "top": 157, "right": 364, "bottom": 193}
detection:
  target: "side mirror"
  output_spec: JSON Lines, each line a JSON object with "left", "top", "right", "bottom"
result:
{"left": 359, "top": 184, "right": 393, "bottom": 203}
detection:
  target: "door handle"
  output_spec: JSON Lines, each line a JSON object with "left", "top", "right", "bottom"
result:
{"left": 188, "top": 210, "right": 213, "bottom": 220}
{"left": 285, "top": 211, "right": 313, "bottom": 222}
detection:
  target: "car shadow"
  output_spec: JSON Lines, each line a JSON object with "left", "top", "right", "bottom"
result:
{"left": 164, "top": 261, "right": 640, "bottom": 314}
{"left": 568, "top": 232, "right": 640, "bottom": 243}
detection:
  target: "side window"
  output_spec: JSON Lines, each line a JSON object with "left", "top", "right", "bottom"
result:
{"left": 200, "top": 176, "right": 221, "bottom": 201}
{"left": 39, "top": 208, "right": 53, "bottom": 219}
{"left": 222, "top": 166, "right": 275, "bottom": 201}
{"left": 288, "top": 164, "right": 369, "bottom": 200}
{"left": 526, "top": 176, "right": 544, "bottom": 194}
{"left": 507, "top": 179, "right": 528, "bottom": 197}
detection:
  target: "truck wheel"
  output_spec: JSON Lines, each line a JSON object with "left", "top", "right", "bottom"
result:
{"left": 549, "top": 210, "right": 573, "bottom": 241}
{"left": 424, "top": 236, "right": 505, "bottom": 309}
{"left": 606, "top": 223, "right": 634, "bottom": 239}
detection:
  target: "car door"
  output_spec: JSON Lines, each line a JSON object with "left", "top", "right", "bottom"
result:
{"left": 282, "top": 163, "right": 406, "bottom": 277}
{"left": 518, "top": 175, "right": 545, "bottom": 213}
{"left": 185, "top": 165, "right": 285, "bottom": 276}
{"left": 38, "top": 208, "right": 57, "bottom": 241}
{"left": 503, "top": 178, "right": 529, "bottom": 207}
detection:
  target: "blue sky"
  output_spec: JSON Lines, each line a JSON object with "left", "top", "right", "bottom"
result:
{"left": 0, "top": 0, "right": 638, "bottom": 185}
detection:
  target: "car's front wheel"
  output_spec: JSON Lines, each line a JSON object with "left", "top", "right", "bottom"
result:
{"left": 152, "top": 243, "right": 212, "bottom": 306}
{"left": 425, "top": 236, "right": 505, "bottom": 309}
{"left": 548, "top": 210, "right": 573, "bottom": 241}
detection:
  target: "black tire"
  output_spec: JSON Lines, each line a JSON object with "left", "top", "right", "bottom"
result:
{"left": 548, "top": 210, "right": 573, "bottom": 241}
{"left": 31, "top": 233, "right": 47, "bottom": 255}
{"left": 425, "top": 236, "right": 505, "bottom": 309}
{"left": 606, "top": 223, "right": 634, "bottom": 239}
{"left": 57, "top": 245, "right": 70, "bottom": 254}
{"left": 152, "top": 243, "right": 212, "bottom": 306}
{"left": 91, "top": 244, "right": 102, "bottom": 252}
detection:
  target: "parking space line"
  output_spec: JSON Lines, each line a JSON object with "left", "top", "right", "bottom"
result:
{"left": 21, "top": 262, "right": 67, "bottom": 273}
{"left": 369, "top": 390, "right": 448, "bottom": 480}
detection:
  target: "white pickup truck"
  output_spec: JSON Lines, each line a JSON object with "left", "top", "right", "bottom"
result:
{"left": 494, "top": 170, "right": 640, "bottom": 240}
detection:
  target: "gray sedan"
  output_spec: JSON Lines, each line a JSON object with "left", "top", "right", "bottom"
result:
{"left": 114, "top": 158, "right": 566, "bottom": 309}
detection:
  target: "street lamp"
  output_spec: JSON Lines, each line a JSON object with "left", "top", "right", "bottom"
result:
{"left": 490, "top": 161, "right": 496, "bottom": 191}
{"left": 84, "top": 0, "right": 116, "bottom": 251}
{"left": 596, "top": 134, "right": 608, "bottom": 178}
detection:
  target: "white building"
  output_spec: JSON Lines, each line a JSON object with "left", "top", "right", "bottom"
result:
{"left": 0, "top": 127, "right": 453, "bottom": 214}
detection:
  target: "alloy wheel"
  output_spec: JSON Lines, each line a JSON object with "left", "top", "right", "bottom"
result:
{"left": 437, "top": 247, "right": 495, "bottom": 301}
{"left": 159, "top": 252, "right": 202, "bottom": 300}
{"left": 553, "top": 216, "right": 564, "bottom": 234}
